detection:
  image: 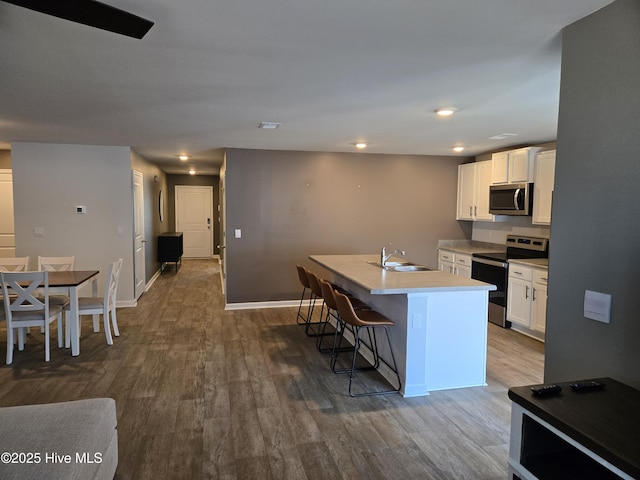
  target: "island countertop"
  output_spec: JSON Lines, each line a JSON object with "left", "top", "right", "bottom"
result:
{"left": 309, "top": 254, "right": 496, "bottom": 295}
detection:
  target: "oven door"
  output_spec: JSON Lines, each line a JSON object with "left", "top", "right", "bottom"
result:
{"left": 471, "top": 258, "right": 511, "bottom": 328}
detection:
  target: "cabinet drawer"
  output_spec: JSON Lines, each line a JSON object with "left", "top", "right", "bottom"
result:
{"left": 439, "top": 250, "right": 454, "bottom": 262}
{"left": 509, "top": 265, "right": 533, "bottom": 281}
{"left": 533, "top": 269, "right": 548, "bottom": 285}
{"left": 455, "top": 254, "right": 472, "bottom": 267}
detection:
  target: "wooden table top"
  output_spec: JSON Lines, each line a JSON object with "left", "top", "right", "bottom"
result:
{"left": 46, "top": 270, "right": 99, "bottom": 287}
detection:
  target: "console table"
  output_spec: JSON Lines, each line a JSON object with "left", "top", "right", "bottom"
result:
{"left": 508, "top": 378, "right": 640, "bottom": 479}
{"left": 158, "top": 232, "right": 183, "bottom": 272}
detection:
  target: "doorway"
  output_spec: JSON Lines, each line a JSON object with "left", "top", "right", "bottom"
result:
{"left": 0, "top": 170, "right": 15, "bottom": 257}
{"left": 175, "top": 185, "right": 213, "bottom": 258}
{"left": 132, "top": 170, "right": 146, "bottom": 300}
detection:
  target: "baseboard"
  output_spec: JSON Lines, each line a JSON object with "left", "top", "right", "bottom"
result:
{"left": 225, "top": 299, "right": 309, "bottom": 311}
{"left": 146, "top": 269, "right": 162, "bottom": 291}
{"left": 116, "top": 300, "right": 137, "bottom": 308}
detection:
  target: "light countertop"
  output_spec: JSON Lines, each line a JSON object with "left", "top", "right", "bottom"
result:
{"left": 438, "top": 240, "right": 506, "bottom": 256}
{"left": 309, "top": 254, "right": 496, "bottom": 295}
{"left": 508, "top": 258, "right": 549, "bottom": 268}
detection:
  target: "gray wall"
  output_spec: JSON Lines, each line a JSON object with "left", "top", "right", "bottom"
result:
{"left": 545, "top": 0, "right": 640, "bottom": 388}
{"left": 11, "top": 142, "right": 136, "bottom": 304}
{"left": 224, "top": 148, "right": 471, "bottom": 303}
{"left": 166, "top": 174, "right": 221, "bottom": 256}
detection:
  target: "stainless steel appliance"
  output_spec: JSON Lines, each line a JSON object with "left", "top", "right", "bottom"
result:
{"left": 471, "top": 235, "right": 549, "bottom": 327}
{"left": 489, "top": 183, "right": 533, "bottom": 215}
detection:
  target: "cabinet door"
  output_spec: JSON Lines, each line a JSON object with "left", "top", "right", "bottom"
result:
{"left": 456, "top": 264, "right": 472, "bottom": 278}
{"left": 438, "top": 250, "right": 455, "bottom": 273}
{"left": 531, "top": 270, "right": 549, "bottom": 333}
{"left": 455, "top": 253, "right": 472, "bottom": 278}
{"left": 509, "top": 149, "right": 531, "bottom": 182}
{"left": 492, "top": 151, "right": 509, "bottom": 184}
{"left": 531, "top": 282, "right": 548, "bottom": 333}
{"left": 507, "top": 277, "right": 532, "bottom": 327}
{"left": 456, "top": 163, "right": 476, "bottom": 220}
{"left": 532, "top": 150, "right": 556, "bottom": 225}
{"left": 474, "top": 160, "right": 494, "bottom": 220}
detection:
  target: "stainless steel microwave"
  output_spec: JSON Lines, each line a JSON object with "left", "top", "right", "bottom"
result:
{"left": 489, "top": 183, "right": 533, "bottom": 215}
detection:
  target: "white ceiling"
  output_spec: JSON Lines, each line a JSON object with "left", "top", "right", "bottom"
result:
{"left": 0, "top": 0, "right": 614, "bottom": 175}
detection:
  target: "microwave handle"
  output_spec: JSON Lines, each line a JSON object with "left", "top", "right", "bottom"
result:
{"left": 513, "top": 188, "right": 521, "bottom": 209}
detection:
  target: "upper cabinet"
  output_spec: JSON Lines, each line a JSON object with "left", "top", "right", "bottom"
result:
{"left": 457, "top": 160, "right": 503, "bottom": 222}
{"left": 491, "top": 147, "right": 541, "bottom": 184}
{"left": 532, "top": 150, "right": 556, "bottom": 225}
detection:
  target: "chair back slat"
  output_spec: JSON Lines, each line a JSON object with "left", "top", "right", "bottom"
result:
{"left": 0, "top": 257, "right": 30, "bottom": 272}
{"left": 105, "top": 258, "right": 123, "bottom": 308}
{"left": 38, "top": 256, "right": 75, "bottom": 272}
{"left": 1, "top": 271, "right": 49, "bottom": 317}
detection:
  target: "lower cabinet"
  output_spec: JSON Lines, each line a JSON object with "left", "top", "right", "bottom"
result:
{"left": 438, "top": 249, "right": 471, "bottom": 278}
{"left": 507, "top": 263, "right": 548, "bottom": 334}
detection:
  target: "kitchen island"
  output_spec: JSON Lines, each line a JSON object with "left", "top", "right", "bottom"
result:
{"left": 309, "top": 254, "right": 496, "bottom": 397}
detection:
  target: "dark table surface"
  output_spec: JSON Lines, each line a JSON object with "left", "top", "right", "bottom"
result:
{"left": 509, "top": 377, "right": 640, "bottom": 478}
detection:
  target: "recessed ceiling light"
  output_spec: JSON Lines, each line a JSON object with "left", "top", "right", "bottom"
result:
{"left": 179, "top": 155, "right": 189, "bottom": 161}
{"left": 355, "top": 143, "right": 367, "bottom": 149}
{"left": 489, "top": 133, "right": 518, "bottom": 140}
{"left": 452, "top": 146, "right": 465, "bottom": 153}
{"left": 435, "top": 107, "right": 457, "bottom": 117}
{"left": 189, "top": 169, "right": 196, "bottom": 175}
{"left": 259, "top": 122, "right": 281, "bottom": 129}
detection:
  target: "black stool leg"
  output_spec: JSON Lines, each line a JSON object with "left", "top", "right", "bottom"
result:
{"left": 347, "top": 325, "right": 402, "bottom": 397}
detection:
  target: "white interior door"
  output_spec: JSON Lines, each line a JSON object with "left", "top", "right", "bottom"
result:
{"left": 132, "top": 170, "right": 146, "bottom": 299}
{"left": 175, "top": 185, "right": 213, "bottom": 258}
{"left": 0, "top": 170, "right": 15, "bottom": 257}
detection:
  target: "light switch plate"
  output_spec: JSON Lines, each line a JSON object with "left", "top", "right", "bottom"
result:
{"left": 584, "top": 290, "right": 611, "bottom": 324}
{"left": 234, "top": 229, "right": 242, "bottom": 239}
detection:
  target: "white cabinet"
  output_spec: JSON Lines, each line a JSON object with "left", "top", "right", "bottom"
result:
{"left": 491, "top": 147, "right": 541, "bottom": 184}
{"left": 455, "top": 253, "right": 472, "bottom": 278}
{"left": 438, "top": 250, "right": 471, "bottom": 278}
{"left": 507, "top": 263, "right": 548, "bottom": 334}
{"left": 438, "top": 249, "right": 455, "bottom": 274}
{"left": 507, "top": 264, "right": 533, "bottom": 327}
{"left": 531, "top": 270, "right": 548, "bottom": 333}
{"left": 456, "top": 160, "right": 500, "bottom": 221}
{"left": 532, "top": 150, "right": 556, "bottom": 225}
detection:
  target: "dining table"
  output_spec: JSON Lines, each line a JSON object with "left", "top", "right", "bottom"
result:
{"left": 48, "top": 270, "right": 99, "bottom": 356}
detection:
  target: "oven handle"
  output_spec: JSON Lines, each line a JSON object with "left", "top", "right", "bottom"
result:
{"left": 472, "top": 257, "right": 508, "bottom": 269}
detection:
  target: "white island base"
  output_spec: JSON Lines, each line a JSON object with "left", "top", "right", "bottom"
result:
{"left": 310, "top": 255, "right": 494, "bottom": 397}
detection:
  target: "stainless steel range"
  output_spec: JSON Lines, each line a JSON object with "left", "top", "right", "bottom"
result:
{"left": 471, "top": 235, "right": 549, "bottom": 328}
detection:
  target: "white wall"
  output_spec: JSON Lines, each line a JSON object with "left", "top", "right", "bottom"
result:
{"left": 11, "top": 142, "right": 135, "bottom": 303}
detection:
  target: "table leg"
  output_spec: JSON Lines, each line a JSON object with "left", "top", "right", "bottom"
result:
{"left": 70, "top": 286, "right": 80, "bottom": 356}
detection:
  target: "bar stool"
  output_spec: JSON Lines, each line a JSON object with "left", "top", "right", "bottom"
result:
{"left": 305, "top": 270, "right": 337, "bottom": 339}
{"left": 333, "top": 291, "right": 402, "bottom": 397}
{"left": 295, "top": 265, "right": 313, "bottom": 326}
{"left": 317, "top": 278, "right": 369, "bottom": 355}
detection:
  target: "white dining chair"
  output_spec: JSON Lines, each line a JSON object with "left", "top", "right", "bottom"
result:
{"left": 1, "top": 271, "right": 64, "bottom": 364}
{"left": 65, "top": 258, "right": 123, "bottom": 346}
{"left": 38, "top": 256, "right": 75, "bottom": 272}
{"left": 0, "top": 257, "right": 30, "bottom": 272}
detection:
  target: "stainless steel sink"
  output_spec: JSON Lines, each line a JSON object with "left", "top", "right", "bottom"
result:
{"left": 368, "top": 261, "right": 431, "bottom": 272}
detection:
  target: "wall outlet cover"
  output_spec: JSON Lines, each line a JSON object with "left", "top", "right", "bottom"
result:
{"left": 584, "top": 290, "right": 611, "bottom": 324}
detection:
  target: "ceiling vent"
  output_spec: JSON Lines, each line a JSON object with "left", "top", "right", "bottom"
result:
{"left": 259, "top": 122, "right": 281, "bottom": 129}
{"left": 489, "top": 133, "right": 518, "bottom": 140}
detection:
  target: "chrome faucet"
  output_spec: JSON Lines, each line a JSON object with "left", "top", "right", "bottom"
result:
{"left": 381, "top": 245, "right": 406, "bottom": 267}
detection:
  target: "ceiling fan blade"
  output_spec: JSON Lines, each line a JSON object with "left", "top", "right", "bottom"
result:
{"left": 2, "top": 0, "right": 154, "bottom": 39}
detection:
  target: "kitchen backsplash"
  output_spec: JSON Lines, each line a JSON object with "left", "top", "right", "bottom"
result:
{"left": 471, "top": 216, "right": 550, "bottom": 245}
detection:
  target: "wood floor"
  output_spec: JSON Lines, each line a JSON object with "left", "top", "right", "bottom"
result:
{"left": 0, "top": 259, "right": 544, "bottom": 479}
